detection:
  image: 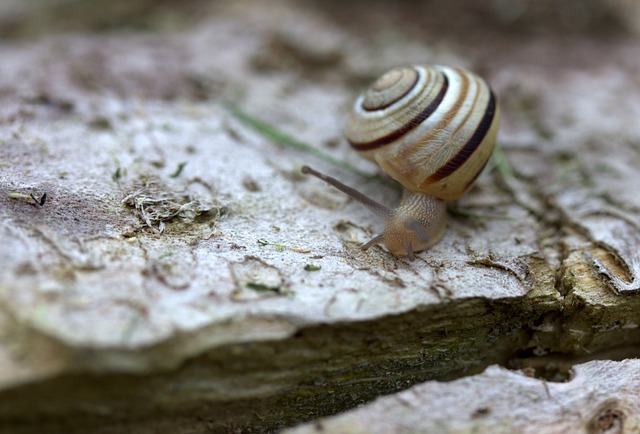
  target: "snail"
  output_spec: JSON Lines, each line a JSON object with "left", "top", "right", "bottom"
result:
{"left": 302, "top": 64, "right": 500, "bottom": 260}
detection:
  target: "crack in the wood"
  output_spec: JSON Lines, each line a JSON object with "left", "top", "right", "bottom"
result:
{"left": 495, "top": 149, "right": 640, "bottom": 296}
{"left": 466, "top": 256, "right": 531, "bottom": 286}
{"left": 588, "top": 251, "right": 640, "bottom": 294}
{"left": 556, "top": 207, "right": 640, "bottom": 295}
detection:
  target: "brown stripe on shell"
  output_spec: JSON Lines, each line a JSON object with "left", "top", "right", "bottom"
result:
{"left": 462, "top": 152, "right": 491, "bottom": 191}
{"left": 425, "top": 88, "right": 497, "bottom": 183}
{"left": 395, "top": 67, "right": 472, "bottom": 166}
{"left": 349, "top": 74, "right": 449, "bottom": 152}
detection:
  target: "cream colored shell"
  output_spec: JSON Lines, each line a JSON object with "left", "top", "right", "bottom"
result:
{"left": 344, "top": 65, "right": 500, "bottom": 201}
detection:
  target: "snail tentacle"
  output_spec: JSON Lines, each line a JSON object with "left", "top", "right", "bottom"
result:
{"left": 301, "top": 165, "right": 393, "bottom": 220}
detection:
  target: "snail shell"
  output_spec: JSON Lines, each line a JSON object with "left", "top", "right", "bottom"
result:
{"left": 345, "top": 65, "right": 499, "bottom": 201}
{"left": 302, "top": 64, "right": 500, "bottom": 259}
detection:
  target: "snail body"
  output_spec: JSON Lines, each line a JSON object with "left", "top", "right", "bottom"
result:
{"left": 303, "top": 64, "right": 500, "bottom": 260}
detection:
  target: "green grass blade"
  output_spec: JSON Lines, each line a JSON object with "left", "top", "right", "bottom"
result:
{"left": 223, "top": 102, "right": 397, "bottom": 187}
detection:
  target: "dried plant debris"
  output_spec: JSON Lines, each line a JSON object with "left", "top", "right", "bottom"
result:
{"left": 87, "top": 116, "right": 113, "bottom": 130}
{"left": 8, "top": 191, "right": 47, "bottom": 207}
{"left": 169, "top": 162, "right": 187, "bottom": 178}
{"left": 257, "top": 238, "right": 311, "bottom": 254}
{"left": 121, "top": 176, "right": 223, "bottom": 234}
{"left": 242, "top": 176, "right": 261, "bottom": 192}
{"left": 230, "top": 256, "right": 292, "bottom": 301}
{"left": 22, "top": 94, "right": 74, "bottom": 113}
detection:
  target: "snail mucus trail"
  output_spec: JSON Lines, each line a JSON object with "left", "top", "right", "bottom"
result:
{"left": 303, "top": 64, "right": 500, "bottom": 260}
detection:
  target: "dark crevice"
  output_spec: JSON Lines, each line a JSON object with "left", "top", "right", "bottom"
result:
{"left": 2, "top": 288, "right": 640, "bottom": 433}
{"left": 508, "top": 344, "right": 640, "bottom": 383}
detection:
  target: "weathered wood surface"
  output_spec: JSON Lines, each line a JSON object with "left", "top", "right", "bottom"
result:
{"left": 285, "top": 359, "right": 640, "bottom": 434}
{"left": 1, "top": 1, "right": 640, "bottom": 433}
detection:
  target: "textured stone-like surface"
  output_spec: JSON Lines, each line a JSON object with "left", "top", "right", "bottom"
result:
{"left": 285, "top": 359, "right": 640, "bottom": 434}
{"left": 1, "top": 1, "right": 640, "bottom": 432}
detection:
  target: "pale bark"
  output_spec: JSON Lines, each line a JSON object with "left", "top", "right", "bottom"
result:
{"left": 1, "top": 1, "right": 640, "bottom": 433}
{"left": 285, "top": 360, "right": 640, "bottom": 434}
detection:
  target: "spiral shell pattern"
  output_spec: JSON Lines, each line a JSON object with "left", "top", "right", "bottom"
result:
{"left": 345, "top": 65, "right": 500, "bottom": 201}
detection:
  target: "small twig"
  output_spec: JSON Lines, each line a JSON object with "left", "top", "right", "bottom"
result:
{"left": 31, "top": 192, "right": 47, "bottom": 206}
{"left": 8, "top": 192, "right": 47, "bottom": 207}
